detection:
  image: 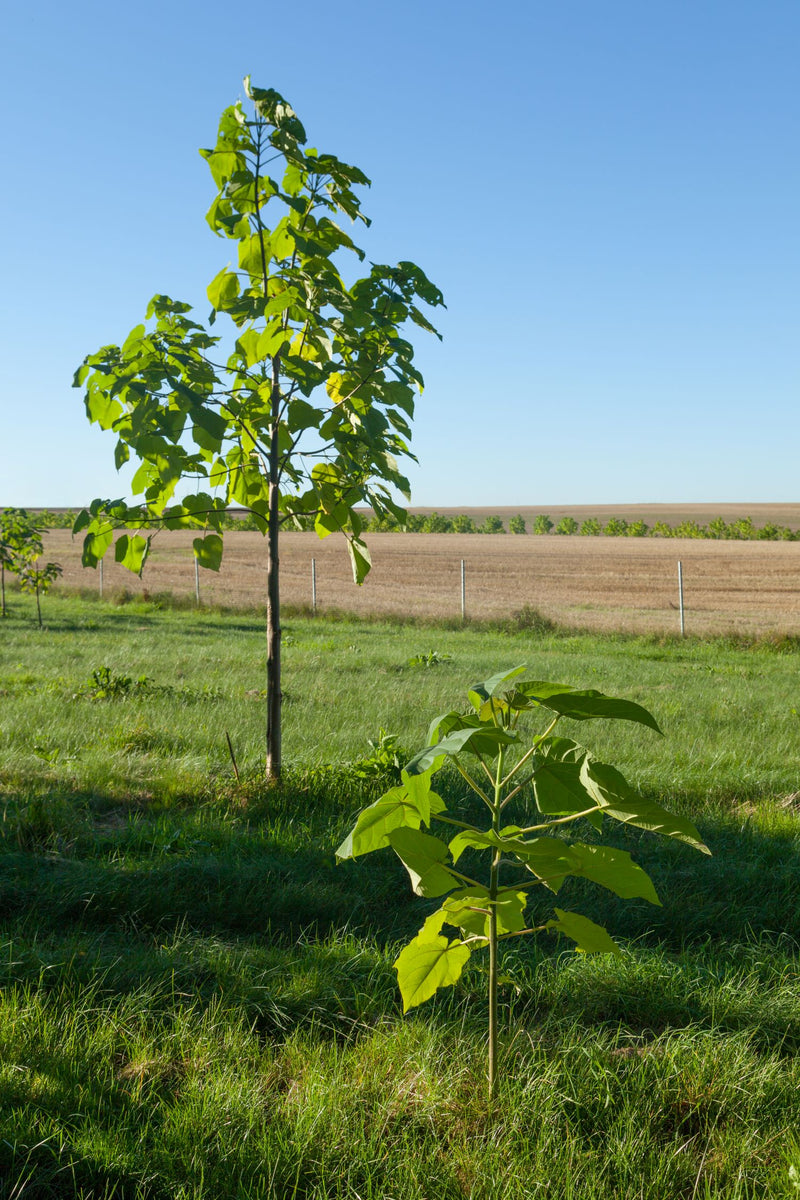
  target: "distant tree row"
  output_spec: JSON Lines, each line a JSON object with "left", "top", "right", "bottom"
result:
{"left": 26, "top": 509, "right": 800, "bottom": 541}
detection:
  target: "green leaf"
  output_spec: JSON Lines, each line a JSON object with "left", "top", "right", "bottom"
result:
{"left": 257, "top": 323, "right": 288, "bottom": 360}
{"left": 448, "top": 829, "right": 573, "bottom": 893}
{"left": 439, "top": 889, "right": 492, "bottom": 940}
{"left": 387, "top": 827, "right": 459, "bottom": 897}
{"left": 207, "top": 268, "right": 240, "bottom": 311}
{"left": 192, "top": 407, "right": 228, "bottom": 454}
{"left": 468, "top": 665, "right": 528, "bottom": 706}
{"left": 427, "top": 711, "right": 519, "bottom": 759}
{"left": 394, "top": 932, "right": 471, "bottom": 1012}
{"left": 193, "top": 535, "right": 223, "bottom": 571}
{"left": 533, "top": 757, "right": 596, "bottom": 817}
{"left": 336, "top": 789, "right": 421, "bottom": 859}
{"left": 435, "top": 887, "right": 529, "bottom": 939}
{"left": 236, "top": 329, "right": 262, "bottom": 368}
{"left": 82, "top": 523, "right": 114, "bottom": 568}
{"left": 335, "top": 767, "right": 445, "bottom": 860}
{"left": 287, "top": 399, "right": 324, "bottom": 432}
{"left": 114, "top": 534, "right": 149, "bottom": 575}
{"left": 567, "top": 843, "right": 661, "bottom": 904}
{"left": 517, "top": 682, "right": 662, "bottom": 732}
{"left": 581, "top": 759, "right": 710, "bottom": 854}
{"left": 121, "top": 324, "right": 145, "bottom": 356}
{"left": 547, "top": 909, "right": 621, "bottom": 955}
{"left": 347, "top": 536, "right": 371, "bottom": 585}
{"left": 401, "top": 764, "right": 446, "bottom": 822}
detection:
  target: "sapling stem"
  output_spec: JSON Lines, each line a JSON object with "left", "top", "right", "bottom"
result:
{"left": 488, "top": 743, "right": 504, "bottom": 1104}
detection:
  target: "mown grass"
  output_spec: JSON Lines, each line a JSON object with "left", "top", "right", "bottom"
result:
{"left": 1, "top": 592, "right": 800, "bottom": 1198}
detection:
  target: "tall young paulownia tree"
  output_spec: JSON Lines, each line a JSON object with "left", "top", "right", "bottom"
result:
{"left": 73, "top": 79, "right": 443, "bottom": 779}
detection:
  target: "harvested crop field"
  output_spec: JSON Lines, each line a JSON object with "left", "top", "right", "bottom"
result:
{"left": 43, "top": 524, "right": 800, "bottom": 636}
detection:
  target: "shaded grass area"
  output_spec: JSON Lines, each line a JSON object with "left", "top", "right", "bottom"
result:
{"left": 1, "top": 596, "right": 800, "bottom": 1196}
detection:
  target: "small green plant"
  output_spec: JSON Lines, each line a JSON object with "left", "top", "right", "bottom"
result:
{"left": 532, "top": 514, "right": 553, "bottom": 535}
{"left": 579, "top": 518, "right": 601, "bottom": 536}
{"left": 603, "top": 517, "right": 628, "bottom": 537}
{"left": 421, "top": 512, "right": 453, "bottom": 533}
{"left": 17, "top": 558, "right": 62, "bottom": 627}
{"left": 0, "top": 508, "right": 43, "bottom": 618}
{"left": 480, "top": 515, "right": 506, "bottom": 534}
{"left": 407, "top": 650, "right": 454, "bottom": 668}
{"left": 674, "top": 520, "right": 706, "bottom": 539}
{"left": 555, "top": 516, "right": 578, "bottom": 536}
{"left": 75, "top": 665, "right": 154, "bottom": 700}
{"left": 337, "top": 666, "right": 709, "bottom": 1100}
{"left": 507, "top": 605, "right": 555, "bottom": 635}
{"left": 508, "top": 515, "right": 527, "bottom": 535}
{"left": 451, "top": 513, "right": 477, "bottom": 534}
{"left": 354, "top": 729, "right": 407, "bottom": 783}
{"left": 627, "top": 520, "right": 649, "bottom": 537}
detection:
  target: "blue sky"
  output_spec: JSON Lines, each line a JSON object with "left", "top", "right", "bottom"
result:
{"left": 1, "top": 0, "right": 797, "bottom": 507}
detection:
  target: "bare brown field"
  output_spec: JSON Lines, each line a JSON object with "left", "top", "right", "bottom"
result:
{"left": 42, "top": 527, "right": 800, "bottom": 636}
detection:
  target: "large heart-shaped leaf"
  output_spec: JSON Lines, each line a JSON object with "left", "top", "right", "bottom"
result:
{"left": 394, "top": 933, "right": 471, "bottom": 1012}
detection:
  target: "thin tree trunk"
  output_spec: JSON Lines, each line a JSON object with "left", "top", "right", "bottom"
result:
{"left": 488, "top": 746, "right": 504, "bottom": 1105}
{"left": 265, "top": 358, "right": 282, "bottom": 781}
{"left": 36, "top": 581, "right": 42, "bottom": 628}
{"left": 1, "top": 563, "right": 5, "bottom": 618}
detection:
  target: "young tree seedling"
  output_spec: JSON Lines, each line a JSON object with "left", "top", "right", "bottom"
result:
{"left": 337, "top": 666, "right": 710, "bottom": 1101}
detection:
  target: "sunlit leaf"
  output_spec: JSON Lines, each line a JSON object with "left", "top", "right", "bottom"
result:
{"left": 387, "top": 826, "right": 459, "bottom": 897}
{"left": 193, "top": 535, "right": 223, "bottom": 571}
{"left": 394, "top": 933, "right": 471, "bottom": 1012}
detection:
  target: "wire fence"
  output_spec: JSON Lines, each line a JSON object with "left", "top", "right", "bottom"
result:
{"left": 40, "top": 529, "right": 800, "bottom": 639}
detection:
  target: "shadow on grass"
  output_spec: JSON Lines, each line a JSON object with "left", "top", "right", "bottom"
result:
{"left": 2, "top": 774, "right": 800, "bottom": 1050}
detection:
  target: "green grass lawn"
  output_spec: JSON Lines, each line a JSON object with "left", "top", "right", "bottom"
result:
{"left": 1, "top": 592, "right": 799, "bottom": 1198}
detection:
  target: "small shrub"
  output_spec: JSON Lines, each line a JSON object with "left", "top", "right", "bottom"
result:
{"left": 651, "top": 521, "right": 673, "bottom": 538}
{"left": 627, "top": 520, "right": 649, "bottom": 537}
{"left": 580, "top": 518, "right": 601, "bottom": 536}
{"left": 728, "top": 517, "right": 755, "bottom": 540}
{"left": 674, "top": 520, "right": 706, "bottom": 539}
{"left": 74, "top": 666, "right": 154, "bottom": 700}
{"left": 507, "top": 605, "right": 556, "bottom": 635}
{"left": 407, "top": 650, "right": 454, "bottom": 667}
{"left": 509, "top": 515, "right": 527, "bottom": 535}
{"left": 532, "top": 514, "right": 553, "bottom": 535}
{"left": 405, "top": 514, "right": 426, "bottom": 532}
{"left": 555, "top": 517, "right": 578, "bottom": 536}
{"left": 603, "top": 517, "right": 628, "bottom": 537}
{"left": 451, "top": 514, "right": 477, "bottom": 534}
{"left": 353, "top": 729, "right": 407, "bottom": 784}
{"left": 480, "top": 516, "right": 506, "bottom": 534}
{"left": 422, "top": 512, "right": 453, "bottom": 533}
